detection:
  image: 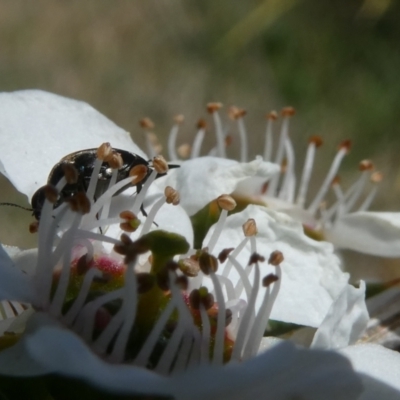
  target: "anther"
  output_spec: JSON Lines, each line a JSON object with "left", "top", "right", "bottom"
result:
{"left": 339, "top": 139, "right": 352, "bottom": 153}
{"left": 359, "top": 159, "right": 374, "bottom": 172}
{"left": 268, "top": 250, "right": 284, "bottom": 266}
{"left": 281, "top": 107, "right": 296, "bottom": 117}
{"left": 139, "top": 117, "right": 155, "bottom": 130}
{"left": 309, "top": 135, "right": 323, "bottom": 148}
{"left": 152, "top": 155, "right": 169, "bottom": 174}
{"left": 217, "top": 194, "right": 236, "bottom": 211}
{"left": 207, "top": 102, "right": 223, "bottom": 114}
{"left": 266, "top": 110, "right": 278, "bottom": 121}
{"left": 198, "top": 251, "right": 219, "bottom": 275}
{"left": 129, "top": 164, "right": 149, "bottom": 185}
{"left": 178, "top": 257, "right": 200, "bottom": 277}
{"left": 371, "top": 172, "right": 383, "bottom": 183}
{"left": 119, "top": 210, "right": 140, "bottom": 233}
{"left": 96, "top": 142, "right": 113, "bottom": 161}
{"left": 43, "top": 185, "right": 59, "bottom": 204}
{"left": 242, "top": 218, "right": 257, "bottom": 237}
{"left": 67, "top": 192, "right": 91, "bottom": 214}
{"left": 62, "top": 164, "right": 79, "bottom": 184}
{"left": 262, "top": 273, "right": 279, "bottom": 287}
{"left": 248, "top": 253, "right": 265, "bottom": 265}
{"left": 137, "top": 273, "right": 155, "bottom": 294}
{"left": 108, "top": 151, "right": 124, "bottom": 170}
{"left": 177, "top": 144, "right": 191, "bottom": 159}
{"left": 197, "top": 119, "right": 207, "bottom": 129}
{"left": 218, "top": 248, "right": 234, "bottom": 263}
{"left": 228, "top": 106, "right": 247, "bottom": 120}
{"left": 29, "top": 221, "right": 39, "bottom": 234}
{"left": 331, "top": 175, "right": 341, "bottom": 186}
{"left": 174, "top": 114, "right": 184, "bottom": 124}
{"left": 165, "top": 186, "right": 180, "bottom": 205}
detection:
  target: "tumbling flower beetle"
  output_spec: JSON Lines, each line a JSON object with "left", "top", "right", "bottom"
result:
{"left": 29, "top": 148, "right": 178, "bottom": 220}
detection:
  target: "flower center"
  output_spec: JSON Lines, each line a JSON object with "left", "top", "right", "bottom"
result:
{"left": 24, "top": 143, "right": 284, "bottom": 375}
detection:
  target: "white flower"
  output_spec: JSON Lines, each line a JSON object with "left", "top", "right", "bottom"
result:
{"left": 160, "top": 104, "right": 400, "bottom": 258}
{"left": 0, "top": 90, "right": 399, "bottom": 399}
{"left": 0, "top": 90, "right": 369, "bottom": 398}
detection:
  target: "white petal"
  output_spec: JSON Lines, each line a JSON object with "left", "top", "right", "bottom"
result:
{"left": 203, "top": 205, "right": 349, "bottom": 327}
{"left": 341, "top": 344, "right": 400, "bottom": 400}
{"left": 0, "top": 90, "right": 146, "bottom": 200}
{"left": 325, "top": 212, "right": 400, "bottom": 257}
{"left": 22, "top": 313, "right": 172, "bottom": 395}
{"left": 173, "top": 341, "right": 362, "bottom": 400}
{"left": 156, "top": 156, "right": 279, "bottom": 216}
{"left": 0, "top": 244, "right": 35, "bottom": 303}
{"left": 311, "top": 281, "right": 369, "bottom": 349}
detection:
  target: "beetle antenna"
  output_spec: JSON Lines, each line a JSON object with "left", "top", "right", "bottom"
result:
{"left": 0, "top": 202, "right": 33, "bottom": 212}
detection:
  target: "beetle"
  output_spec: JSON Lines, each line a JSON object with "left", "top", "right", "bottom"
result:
{"left": 30, "top": 148, "right": 178, "bottom": 220}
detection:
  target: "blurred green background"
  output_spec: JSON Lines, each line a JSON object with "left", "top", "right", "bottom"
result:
{"left": 0, "top": 0, "right": 399, "bottom": 280}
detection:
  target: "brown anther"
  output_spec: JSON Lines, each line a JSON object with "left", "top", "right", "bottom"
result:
{"left": 165, "top": 186, "right": 180, "bottom": 205}
{"left": 331, "top": 175, "right": 341, "bottom": 186}
{"left": 225, "top": 135, "right": 233, "bottom": 147}
{"left": 119, "top": 211, "right": 140, "bottom": 233}
{"left": 203, "top": 293, "right": 215, "bottom": 310}
{"left": 217, "top": 194, "right": 236, "bottom": 211}
{"left": 129, "top": 164, "right": 149, "bottom": 185}
{"left": 228, "top": 106, "right": 247, "bottom": 120}
{"left": 268, "top": 250, "right": 284, "bottom": 266}
{"left": 152, "top": 155, "right": 168, "bottom": 174}
{"left": 120, "top": 221, "right": 140, "bottom": 233}
{"left": 359, "top": 159, "right": 374, "bottom": 172}
{"left": 218, "top": 248, "right": 234, "bottom": 263}
{"left": 108, "top": 151, "right": 124, "bottom": 170}
{"left": 281, "top": 107, "right": 295, "bottom": 117}
{"left": 178, "top": 258, "right": 200, "bottom": 277}
{"left": 263, "top": 273, "right": 279, "bottom": 287}
{"left": 198, "top": 251, "right": 219, "bottom": 275}
{"left": 43, "top": 185, "right": 59, "bottom": 204}
{"left": 309, "top": 135, "right": 323, "bottom": 148}
{"left": 207, "top": 102, "right": 223, "bottom": 114}
{"left": 243, "top": 218, "right": 257, "bottom": 237}
{"left": 177, "top": 144, "right": 191, "bottom": 159}
{"left": 62, "top": 164, "right": 79, "bottom": 184}
{"left": 174, "top": 114, "right": 184, "bottom": 124}
{"left": 120, "top": 233, "right": 133, "bottom": 245}
{"left": 189, "top": 289, "right": 201, "bottom": 310}
{"left": 139, "top": 117, "right": 155, "bottom": 130}
{"left": 266, "top": 110, "right": 278, "bottom": 121}
{"left": 248, "top": 253, "right": 265, "bottom": 265}
{"left": 29, "top": 221, "right": 39, "bottom": 234}
{"left": 97, "top": 142, "right": 113, "bottom": 161}
{"left": 175, "top": 275, "right": 189, "bottom": 291}
{"left": 339, "top": 140, "right": 352, "bottom": 153}
{"left": 197, "top": 118, "right": 207, "bottom": 129}
{"left": 136, "top": 273, "right": 155, "bottom": 294}
{"left": 67, "top": 192, "right": 91, "bottom": 214}
{"left": 113, "top": 233, "right": 132, "bottom": 255}
{"left": 371, "top": 171, "right": 383, "bottom": 183}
